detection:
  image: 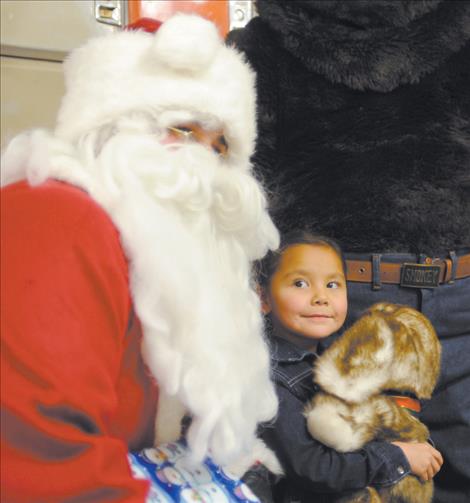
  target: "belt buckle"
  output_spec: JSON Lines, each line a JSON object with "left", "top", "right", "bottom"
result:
{"left": 400, "top": 263, "right": 440, "bottom": 288}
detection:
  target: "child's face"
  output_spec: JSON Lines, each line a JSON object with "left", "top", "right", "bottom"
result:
{"left": 263, "top": 244, "right": 347, "bottom": 349}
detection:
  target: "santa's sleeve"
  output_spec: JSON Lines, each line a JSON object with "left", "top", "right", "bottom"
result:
{"left": 1, "top": 180, "right": 149, "bottom": 502}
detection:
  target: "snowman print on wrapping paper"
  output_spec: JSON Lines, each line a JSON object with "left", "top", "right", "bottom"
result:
{"left": 156, "top": 458, "right": 212, "bottom": 487}
{"left": 180, "top": 483, "right": 232, "bottom": 502}
{"left": 143, "top": 442, "right": 186, "bottom": 466}
{"left": 155, "top": 459, "right": 232, "bottom": 502}
{"left": 133, "top": 441, "right": 261, "bottom": 503}
{"left": 128, "top": 454, "right": 173, "bottom": 503}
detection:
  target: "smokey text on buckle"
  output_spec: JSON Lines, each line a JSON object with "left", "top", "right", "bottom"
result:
{"left": 400, "top": 263, "right": 440, "bottom": 288}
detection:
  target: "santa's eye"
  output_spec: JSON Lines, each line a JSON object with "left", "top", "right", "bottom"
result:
{"left": 167, "top": 125, "right": 193, "bottom": 138}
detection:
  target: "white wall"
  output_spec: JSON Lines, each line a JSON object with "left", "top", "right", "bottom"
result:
{"left": 0, "top": 0, "right": 116, "bottom": 148}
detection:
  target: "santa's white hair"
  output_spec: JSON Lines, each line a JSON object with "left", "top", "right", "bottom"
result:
{"left": 1, "top": 108, "right": 279, "bottom": 465}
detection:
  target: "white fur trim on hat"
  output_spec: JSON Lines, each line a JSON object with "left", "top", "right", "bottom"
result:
{"left": 55, "top": 14, "right": 256, "bottom": 165}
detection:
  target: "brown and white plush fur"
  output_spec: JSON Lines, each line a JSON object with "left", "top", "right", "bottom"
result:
{"left": 305, "top": 303, "right": 441, "bottom": 503}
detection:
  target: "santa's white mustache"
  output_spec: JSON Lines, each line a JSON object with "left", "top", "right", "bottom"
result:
{"left": 92, "top": 131, "right": 276, "bottom": 258}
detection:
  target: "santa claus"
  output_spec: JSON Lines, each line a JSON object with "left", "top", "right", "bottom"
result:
{"left": 1, "top": 14, "right": 279, "bottom": 501}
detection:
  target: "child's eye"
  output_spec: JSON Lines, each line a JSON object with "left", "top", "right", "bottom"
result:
{"left": 293, "top": 279, "right": 309, "bottom": 288}
{"left": 327, "top": 281, "right": 341, "bottom": 289}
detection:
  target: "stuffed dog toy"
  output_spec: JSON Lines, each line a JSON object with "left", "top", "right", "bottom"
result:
{"left": 305, "top": 303, "right": 441, "bottom": 503}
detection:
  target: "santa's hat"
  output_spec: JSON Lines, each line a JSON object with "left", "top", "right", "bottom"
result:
{"left": 55, "top": 14, "right": 256, "bottom": 166}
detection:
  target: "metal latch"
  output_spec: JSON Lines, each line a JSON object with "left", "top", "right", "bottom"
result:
{"left": 229, "top": 0, "right": 256, "bottom": 31}
{"left": 94, "top": 0, "right": 126, "bottom": 27}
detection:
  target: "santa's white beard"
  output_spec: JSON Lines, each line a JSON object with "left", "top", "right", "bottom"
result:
{"left": 1, "top": 127, "right": 279, "bottom": 465}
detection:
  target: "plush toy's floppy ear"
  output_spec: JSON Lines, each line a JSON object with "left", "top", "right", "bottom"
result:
{"left": 379, "top": 304, "right": 441, "bottom": 399}
{"left": 314, "top": 302, "right": 441, "bottom": 403}
{"left": 313, "top": 305, "right": 396, "bottom": 403}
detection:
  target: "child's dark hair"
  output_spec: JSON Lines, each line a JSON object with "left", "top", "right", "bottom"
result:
{"left": 256, "top": 229, "right": 346, "bottom": 290}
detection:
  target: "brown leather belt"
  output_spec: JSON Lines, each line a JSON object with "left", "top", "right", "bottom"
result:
{"left": 346, "top": 253, "right": 470, "bottom": 285}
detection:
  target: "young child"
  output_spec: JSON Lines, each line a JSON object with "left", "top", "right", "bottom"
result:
{"left": 256, "top": 230, "right": 443, "bottom": 502}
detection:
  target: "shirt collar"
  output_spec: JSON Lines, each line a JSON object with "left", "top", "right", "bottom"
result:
{"left": 269, "top": 335, "right": 317, "bottom": 363}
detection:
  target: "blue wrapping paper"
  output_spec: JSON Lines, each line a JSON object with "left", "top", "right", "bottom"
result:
{"left": 129, "top": 440, "right": 260, "bottom": 503}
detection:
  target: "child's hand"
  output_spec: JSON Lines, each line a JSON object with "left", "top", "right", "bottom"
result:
{"left": 392, "top": 441, "right": 443, "bottom": 481}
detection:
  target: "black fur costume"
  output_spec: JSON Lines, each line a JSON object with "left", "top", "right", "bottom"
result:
{"left": 229, "top": 1, "right": 470, "bottom": 502}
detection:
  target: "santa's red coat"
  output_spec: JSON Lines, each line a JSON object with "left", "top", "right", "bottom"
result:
{"left": 1, "top": 180, "right": 158, "bottom": 502}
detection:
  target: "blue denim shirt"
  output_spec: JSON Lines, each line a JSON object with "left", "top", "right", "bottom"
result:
{"left": 261, "top": 336, "right": 411, "bottom": 503}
